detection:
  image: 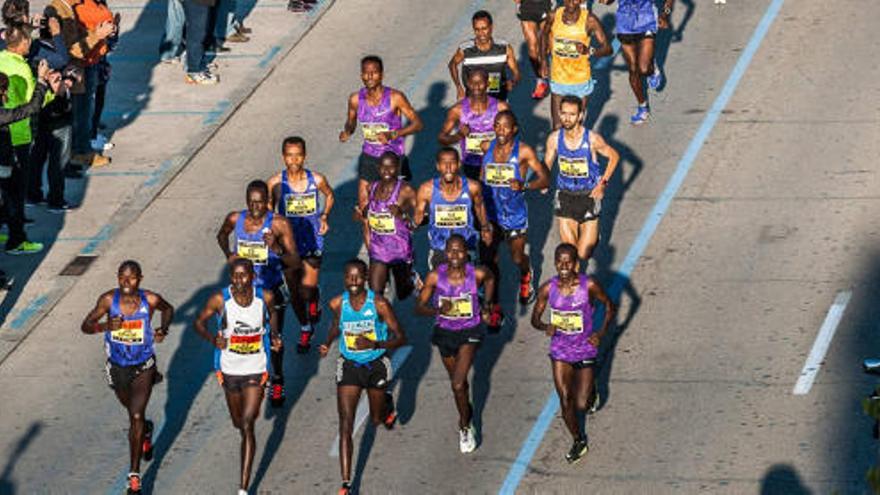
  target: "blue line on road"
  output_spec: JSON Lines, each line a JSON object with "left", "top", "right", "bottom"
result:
{"left": 498, "top": 1, "right": 786, "bottom": 493}
{"left": 258, "top": 45, "right": 282, "bottom": 68}
{"left": 7, "top": 295, "right": 49, "bottom": 330}
{"left": 81, "top": 224, "right": 114, "bottom": 255}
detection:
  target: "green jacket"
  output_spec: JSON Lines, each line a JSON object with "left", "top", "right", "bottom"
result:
{"left": 0, "top": 50, "right": 52, "bottom": 146}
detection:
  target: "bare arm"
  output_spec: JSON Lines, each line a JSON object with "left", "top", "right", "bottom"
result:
{"left": 194, "top": 292, "right": 226, "bottom": 348}
{"left": 145, "top": 291, "right": 174, "bottom": 339}
{"left": 469, "top": 179, "right": 493, "bottom": 245}
{"left": 437, "top": 105, "right": 463, "bottom": 146}
{"left": 539, "top": 9, "right": 555, "bottom": 77}
{"left": 373, "top": 296, "right": 406, "bottom": 350}
{"left": 217, "top": 211, "right": 239, "bottom": 263}
{"left": 272, "top": 216, "right": 302, "bottom": 271}
{"left": 412, "top": 181, "right": 433, "bottom": 228}
{"left": 339, "top": 92, "right": 359, "bottom": 142}
{"left": 520, "top": 143, "right": 551, "bottom": 191}
{"left": 587, "top": 279, "right": 616, "bottom": 345}
{"left": 530, "top": 282, "right": 553, "bottom": 333}
{"left": 266, "top": 173, "right": 282, "bottom": 212}
{"left": 391, "top": 90, "right": 424, "bottom": 138}
{"left": 475, "top": 266, "right": 496, "bottom": 323}
{"left": 316, "top": 172, "right": 335, "bottom": 235}
{"left": 543, "top": 130, "right": 559, "bottom": 172}
{"left": 80, "top": 292, "right": 113, "bottom": 334}
{"left": 588, "top": 13, "right": 613, "bottom": 58}
{"left": 505, "top": 44, "right": 521, "bottom": 87}
{"left": 591, "top": 132, "right": 620, "bottom": 184}
{"left": 318, "top": 296, "right": 343, "bottom": 357}
{"left": 414, "top": 271, "right": 440, "bottom": 317}
{"left": 448, "top": 48, "right": 466, "bottom": 100}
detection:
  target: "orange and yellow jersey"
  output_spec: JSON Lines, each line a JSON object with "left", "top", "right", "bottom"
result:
{"left": 550, "top": 8, "right": 592, "bottom": 85}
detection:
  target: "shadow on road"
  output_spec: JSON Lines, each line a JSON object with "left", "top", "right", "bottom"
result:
{"left": 0, "top": 422, "right": 42, "bottom": 495}
{"left": 759, "top": 464, "right": 811, "bottom": 495}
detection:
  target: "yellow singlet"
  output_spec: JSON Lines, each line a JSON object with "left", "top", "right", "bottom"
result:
{"left": 550, "top": 8, "right": 592, "bottom": 86}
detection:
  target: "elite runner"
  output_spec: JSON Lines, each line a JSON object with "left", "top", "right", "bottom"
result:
{"left": 513, "top": 0, "right": 553, "bottom": 98}
{"left": 448, "top": 10, "right": 520, "bottom": 101}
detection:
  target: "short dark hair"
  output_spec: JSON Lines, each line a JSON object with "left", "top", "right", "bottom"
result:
{"left": 495, "top": 109, "right": 518, "bottom": 128}
{"left": 379, "top": 151, "right": 400, "bottom": 168}
{"left": 467, "top": 68, "right": 488, "bottom": 83}
{"left": 436, "top": 146, "right": 460, "bottom": 162}
{"left": 3, "top": 23, "right": 30, "bottom": 47}
{"left": 118, "top": 260, "right": 142, "bottom": 277}
{"left": 231, "top": 257, "right": 254, "bottom": 273}
{"left": 282, "top": 136, "right": 306, "bottom": 154}
{"left": 472, "top": 10, "right": 492, "bottom": 24}
{"left": 344, "top": 258, "right": 368, "bottom": 276}
{"left": 559, "top": 95, "right": 584, "bottom": 113}
{"left": 555, "top": 243, "right": 578, "bottom": 260}
{"left": 445, "top": 234, "right": 467, "bottom": 249}
{"left": 361, "top": 55, "right": 383, "bottom": 72}
{"left": 246, "top": 179, "right": 269, "bottom": 198}
{"left": 2, "top": 0, "right": 28, "bottom": 25}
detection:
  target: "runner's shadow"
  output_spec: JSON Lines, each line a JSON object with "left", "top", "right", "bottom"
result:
{"left": 593, "top": 113, "right": 643, "bottom": 254}
{"left": 584, "top": 13, "right": 620, "bottom": 128}
{"left": 759, "top": 464, "right": 812, "bottom": 495}
{"left": 653, "top": 0, "right": 695, "bottom": 92}
{"left": 350, "top": 423, "right": 377, "bottom": 494}
{"left": 0, "top": 422, "right": 42, "bottom": 495}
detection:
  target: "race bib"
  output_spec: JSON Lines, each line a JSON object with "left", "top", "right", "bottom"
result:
{"left": 228, "top": 333, "right": 262, "bottom": 355}
{"left": 487, "top": 72, "right": 502, "bottom": 93}
{"left": 110, "top": 319, "right": 145, "bottom": 345}
{"left": 484, "top": 163, "right": 516, "bottom": 188}
{"left": 362, "top": 122, "right": 390, "bottom": 144}
{"left": 433, "top": 204, "right": 468, "bottom": 229}
{"left": 237, "top": 239, "right": 268, "bottom": 265}
{"left": 439, "top": 295, "right": 474, "bottom": 319}
{"left": 368, "top": 211, "right": 396, "bottom": 235}
{"left": 285, "top": 192, "right": 318, "bottom": 217}
{"left": 553, "top": 37, "right": 580, "bottom": 59}
{"left": 550, "top": 309, "right": 584, "bottom": 334}
{"left": 465, "top": 132, "right": 495, "bottom": 155}
{"left": 559, "top": 156, "right": 589, "bottom": 178}
{"left": 343, "top": 320, "right": 377, "bottom": 352}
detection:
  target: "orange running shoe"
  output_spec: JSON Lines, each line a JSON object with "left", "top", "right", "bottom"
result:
{"left": 531, "top": 80, "right": 549, "bottom": 99}
{"left": 127, "top": 473, "right": 141, "bottom": 494}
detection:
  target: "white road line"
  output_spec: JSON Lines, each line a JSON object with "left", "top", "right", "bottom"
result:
{"left": 792, "top": 290, "right": 852, "bottom": 395}
{"left": 329, "top": 345, "right": 412, "bottom": 457}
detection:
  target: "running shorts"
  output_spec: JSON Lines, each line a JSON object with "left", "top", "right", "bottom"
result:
{"left": 554, "top": 189, "right": 601, "bottom": 223}
{"left": 432, "top": 325, "right": 485, "bottom": 358}
{"left": 336, "top": 356, "right": 391, "bottom": 388}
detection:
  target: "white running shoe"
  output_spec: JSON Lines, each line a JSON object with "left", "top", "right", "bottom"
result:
{"left": 459, "top": 424, "right": 477, "bottom": 453}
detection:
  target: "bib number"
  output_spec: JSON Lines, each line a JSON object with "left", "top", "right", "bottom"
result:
{"left": 553, "top": 38, "right": 580, "bottom": 59}
{"left": 110, "top": 319, "right": 145, "bottom": 345}
{"left": 237, "top": 239, "right": 268, "bottom": 265}
{"left": 465, "top": 132, "right": 495, "bottom": 155}
{"left": 343, "top": 321, "right": 377, "bottom": 352}
{"left": 550, "top": 309, "right": 584, "bottom": 334}
{"left": 285, "top": 192, "right": 318, "bottom": 217}
{"left": 439, "top": 295, "right": 474, "bottom": 319}
{"left": 362, "top": 122, "right": 390, "bottom": 144}
{"left": 433, "top": 205, "right": 468, "bottom": 229}
{"left": 487, "top": 72, "right": 502, "bottom": 93}
{"left": 484, "top": 163, "right": 516, "bottom": 188}
{"left": 229, "top": 333, "right": 262, "bottom": 355}
{"left": 559, "top": 156, "right": 589, "bottom": 178}
{"left": 368, "top": 211, "right": 396, "bottom": 235}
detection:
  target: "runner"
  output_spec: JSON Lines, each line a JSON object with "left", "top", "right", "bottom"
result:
{"left": 339, "top": 55, "right": 423, "bottom": 207}
{"left": 80, "top": 260, "right": 174, "bottom": 495}
{"left": 414, "top": 234, "right": 495, "bottom": 453}
{"left": 218, "top": 179, "right": 300, "bottom": 407}
{"left": 540, "top": 0, "right": 612, "bottom": 129}
{"left": 319, "top": 258, "right": 406, "bottom": 495}
{"left": 478, "top": 110, "right": 549, "bottom": 314}
{"left": 448, "top": 10, "right": 520, "bottom": 102}
{"left": 267, "top": 136, "right": 335, "bottom": 355}
{"left": 353, "top": 151, "right": 420, "bottom": 300}
{"left": 598, "top": 0, "right": 673, "bottom": 124}
{"left": 438, "top": 69, "right": 509, "bottom": 181}
{"left": 530, "top": 243, "right": 615, "bottom": 463}
{"left": 544, "top": 95, "right": 620, "bottom": 270}
{"left": 194, "top": 258, "right": 281, "bottom": 495}
{"left": 413, "top": 146, "right": 492, "bottom": 271}
{"left": 513, "top": 0, "right": 553, "bottom": 98}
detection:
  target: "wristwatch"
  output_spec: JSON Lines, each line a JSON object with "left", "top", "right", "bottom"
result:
{"left": 663, "top": 6, "right": 672, "bottom": 15}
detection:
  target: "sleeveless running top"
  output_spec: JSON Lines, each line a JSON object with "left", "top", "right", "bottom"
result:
{"left": 367, "top": 179, "right": 413, "bottom": 264}
{"left": 460, "top": 96, "right": 498, "bottom": 168}
{"left": 357, "top": 87, "right": 405, "bottom": 158}
{"left": 339, "top": 290, "right": 388, "bottom": 364}
{"left": 435, "top": 263, "right": 481, "bottom": 331}
{"left": 481, "top": 138, "right": 528, "bottom": 231}
{"left": 556, "top": 128, "right": 600, "bottom": 192}
{"left": 233, "top": 210, "right": 283, "bottom": 289}
{"left": 213, "top": 286, "right": 271, "bottom": 376}
{"left": 616, "top": 0, "right": 658, "bottom": 34}
{"left": 104, "top": 289, "right": 154, "bottom": 366}
{"left": 279, "top": 169, "right": 324, "bottom": 256}
{"left": 550, "top": 8, "right": 592, "bottom": 85}
{"left": 548, "top": 274, "right": 596, "bottom": 362}
{"left": 460, "top": 39, "right": 509, "bottom": 100}
{"left": 428, "top": 176, "right": 477, "bottom": 251}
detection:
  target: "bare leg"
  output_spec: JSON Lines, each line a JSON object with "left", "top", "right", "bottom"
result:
{"left": 520, "top": 20, "right": 544, "bottom": 80}
{"left": 620, "top": 42, "right": 646, "bottom": 105}
{"left": 238, "top": 384, "right": 264, "bottom": 490}
{"left": 577, "top": 219, "right": 600, "bottom": 263}
{"left": 368, "top": 260, "right": 390, "bottom": 296}
{"left": 337, "top": 384, "right": 362, "bottom": 483}
{"left": 114, "top": 366, "right": 156, "bottom": 474}
{"left": 439, "top": 344, "right": 478, "bottom": 429}
{"left": 551, "top": 360, "right": 581, "bottom": 440}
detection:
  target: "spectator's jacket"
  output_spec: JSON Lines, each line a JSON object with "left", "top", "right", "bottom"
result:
{"left": 45, "top": 0, "right": 104, "bottom": 93}
{"left": 30, "top": 34, "right": 71, "bottom": 71}
{"left": 0, "top": 82, "right": 49, "bottom": 168}
{"left": 0, "top": 50, "right": 45, "bottom": 146}
{"left": 74, "top": 0, "right": 113, "bottom": 66}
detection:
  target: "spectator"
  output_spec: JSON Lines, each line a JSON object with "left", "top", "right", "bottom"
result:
{"left": 45, "top": 0, "right": 114, "bottom": 169}
{"left": 213, "top": 0, "right": 249, "bottom": 48}
{"left": 159, "top": 0, "right": 184, "bottom": 63}
{"left": 183, "top": 0, "right": 219, "bottom": 84}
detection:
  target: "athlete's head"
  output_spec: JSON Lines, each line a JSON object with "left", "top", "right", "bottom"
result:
{"left": 230, "top": 258, "right": 255, "bottom": 291}
{"left": 559, "top": 95, "right": 584, "bottom": 131}
{"left": 117, "top": 260, "right": 143, "bottom": 295}
{"left": 246, "top": 180, "right": 270, "bottom": 219}
{"left": 444, "top": 234, "right": 469, "bottom": 269}
{"left": 435, "top": 146, "right": 461, "bottom": 183}
{"left": 360, "top": 55, "right": 384, "bottom": 89}
{"left": 471, "top": 10, "right": 493, "bottom": 44}
{"left": 343, "top": 258, "right": 368, "bottom": 296}
{"left": 563, "top": 0, "right": 581, "bottom": 11}
{"left": 554, "top": 243, "right": 578, "bottom": 279}
{"left": 378, "top": 151, "right": 401, "bottom": 182}
{"left": 466, "top": 69, "right": 489, "bottom": 99}
{"left": 282, "top": 136, "right": 306, "bottom": 171}
{"left": 493, "top": 110, "right": 518, "bottom": 145}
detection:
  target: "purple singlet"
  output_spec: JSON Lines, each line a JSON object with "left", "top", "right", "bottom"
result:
{"left": 367, "top": 180, "right": 413, "bottom": 264}
{"left": 434, "top": 263, "right": 481, "bottom": 331}
{"left": 460, "top": 96, "right": 498, "bottom": 167}
{"left": 547, "top": 274, "right": 596, "bottom": 362}
{"left": 358, "top": 87, "right": 405, "bottom": 158}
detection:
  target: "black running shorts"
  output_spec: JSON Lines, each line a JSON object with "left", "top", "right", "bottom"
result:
{"left": 617, "top": 31, "right": 656, "bottom": 44}
{"left": 517, "top": 0, "right": 552, "bottom": 23}
{"left": 105, "top": 356, "right": 160, "bottom": 392}
{"left": 432, "top": 325, "right": 485, "bottom": 358}
{"left": 554, "top": 189, "right": 601, "bottom": 223}
{"left": 336, "top": 356, "right": 391, "bottom": 389}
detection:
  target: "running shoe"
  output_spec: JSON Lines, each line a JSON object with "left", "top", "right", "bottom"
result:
{"left": 338, "top": 481, "right": 352, "bottom": 495}
{"left": 647, "top": 65, "right": 663, "bottom": 91}
{"left": 296, "top": 326, "right": 313, "bottom": 354}
{"left": 565, "top": 437, "right": 589, "bottom": 464}
{"left": 238, "top": 490, "right": 248, "bottom": 495}
{"left": 588, "top": 389, "right": 601, "bottom": 415}
{"left": 518, "top": 267, "right": 535, "bottom": 305}
{"left": 459, "top": 423, "right": 477, "bottom": 454}
{"left": 185, "top": 71, "right": 219, "bottom": 85}
{"left": 308, "top": 299, "right": 322, "bottom": 323}
{"left": 6, "top": 241, "right": 44, "bottom": 255}
{"left": 142, "top": 420, "right": 154, "bottom": 461}
{"left": 487, "top": 306, "right": 504, "bottom": 335}
{"left": 48, "top": 201, "right": 77, "bottom": 213}
{"left": 531, "top": 79, "right": 549, "bottom": 99}
{"left": 90, "top": 133, "right": 115, "bottom": 151}
{"left": 630, "top": 105, "right": 650, "bottom": 125}
{"left": 0, "top": 270, "right": 12, "bottom": 291}
{"left": 127, "top": 473, "right": 142, "bottom": 494}
{"left": 269, "top": 379, "right": 285, "bottom": 408}
{"left": 383, "top": 392, "right": 398, "bottom": 430}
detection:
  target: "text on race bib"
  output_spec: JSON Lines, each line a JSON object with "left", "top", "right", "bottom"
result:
{"left": 553, "top": 38, "right": 581, "bottom": 59}
{"left": 439, "top": 295, "right": 474, "bottom": 319}
{"left": 362, "top": 122, "right": 391, "bottom": 144}
{"left": 342, "top": 320, "right": 377, "bottom": 352}
{"left": 237, "top": 239, "right": 268, "bottom": 265}
{"left": 285, "top": 192, "right": 318, "bottom": 217}
{"left": 559, "top": 156, "right": 589, "bottom": 178}
{"left": 550, "top": 309, "right": 584, "bottom": 334}
{"left": 433, "top": 204, "right": 469, "bottom": 229}
{"left": 110, "top": 319, "right": 145, "bottom": 345}
{"left": 487, "top": 72, "right": 501, "bottom": 93}
{"left": 465, "top": 132, "right": 495, "bottom": 155}
{"left": 229, "top": 333, "right": 262, "bottom": 355}
{"left": 368, "top": 211, "right": 396, "bottom": 235}
{"left": 484, "top": 163, "right": 516, "bottom": 187}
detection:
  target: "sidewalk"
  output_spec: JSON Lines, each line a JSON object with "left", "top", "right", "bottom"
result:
{"left": 0, "top": 0, "right": 335, "bottom": 362}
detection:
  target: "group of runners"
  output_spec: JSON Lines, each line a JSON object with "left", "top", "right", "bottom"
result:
{"left": 78, "top": 0, "right": 675, "bottom": 493}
